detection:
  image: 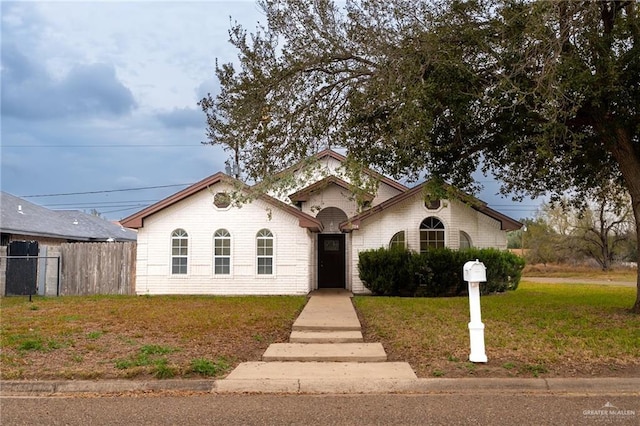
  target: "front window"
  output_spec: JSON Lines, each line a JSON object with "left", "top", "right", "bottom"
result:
{"left": 420, "top": 217, "right": 445, "bottom": 253}
{"left": 256, "top": 229, "right": 273, "bottom": 275}
{"left": 171, "top": 229, "right": 188, "bottom": 274}
{"left": 459, "top": 231, "right": 472, "bottom": 250}
{"left": 389, "top": 231, "right": 406, "bottom": 250}
{"left": 214, "top": 229, "right": 231, "bottom": 274}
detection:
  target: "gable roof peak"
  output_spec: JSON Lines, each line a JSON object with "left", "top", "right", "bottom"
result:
{"left": 314, "top": 148, "right": 347, "bottom": 162}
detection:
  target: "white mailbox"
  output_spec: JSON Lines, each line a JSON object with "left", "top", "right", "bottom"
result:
{"left": 464, "top": 259, "right": 488, "bottom": 363}
{"left": 463, "top": 260, "right": 486, "bottom": 283}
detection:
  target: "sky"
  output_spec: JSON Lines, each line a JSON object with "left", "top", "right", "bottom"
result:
{"left": 1, "top": 0, "right": 541, "bottom": 222}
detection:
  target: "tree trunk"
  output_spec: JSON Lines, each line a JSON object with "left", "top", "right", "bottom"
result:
{"left": 633, "top": 206, "right": 640, "bottom": 314}
{"left": 609, "top": 128, "right": 640, "bottom": 313}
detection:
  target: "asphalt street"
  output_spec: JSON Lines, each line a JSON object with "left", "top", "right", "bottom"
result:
{"left": 2, "top": 393, "right": 638, "bottom": 426}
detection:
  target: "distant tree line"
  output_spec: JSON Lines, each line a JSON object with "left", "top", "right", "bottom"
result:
{"left": 509, "top": 186, "right": 637, "bottom": 270}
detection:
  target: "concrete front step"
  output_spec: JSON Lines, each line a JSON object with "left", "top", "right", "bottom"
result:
{"left": 292, "top": 294, "right": 361, "bottom": 332}
{"left": 290, "top": 330, "right": 363, "bottom": 343}
{"left": 262, "top": 343, "right": 387, "bottom": 362}
{"left": 225, "top": 361, "right": 417, "bottom": 380}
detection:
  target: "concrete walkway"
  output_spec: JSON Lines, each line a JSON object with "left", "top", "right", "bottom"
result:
{"left": 218, "top": 289, "right": 418, "bottom": 392}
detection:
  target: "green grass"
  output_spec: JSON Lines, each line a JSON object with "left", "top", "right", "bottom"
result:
{"left": 353, "top": 282, "right": 640, "bottom": 378}
{"left": 87, "top": 331, "right": 104, "bottom": 340}
{"left": 189, "top": 357, "right": 231, "bottom": 377}
{"left": 1, "top": 285, "right": 637, "bottom": 379}
{"left": 0, "top": 294, "right": 306, "bottom": 380}
{"left": 17, "top": 338, "right": 45, "bottom": 352}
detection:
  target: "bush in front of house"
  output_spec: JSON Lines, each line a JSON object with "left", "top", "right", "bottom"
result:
{"left": 357, "top": 247, "right": 415, "bottom": 296}
{"left": 358, "top": 247, "right": 525, "bottom": 297}
{"left": 412, "top": 249, "right": 466, "bottom": 297}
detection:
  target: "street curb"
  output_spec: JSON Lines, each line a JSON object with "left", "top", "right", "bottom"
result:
{"left": 2, "top": 378, "right": 639, "bottom": 396}
{"left": 0, "top": 379, "right": 214, "bottom": 396}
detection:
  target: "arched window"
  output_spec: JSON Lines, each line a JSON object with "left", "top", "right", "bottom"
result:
{"left": 389, "top": 231, "right": 406, "bottom": 250}
{"left": 256, "top": 229, "right": 274, "bottom": 275}
{"left": 459, "top": 231, "right": 472, "bottom": 250}
{"left": 171, "top": 229, "right": 188, "bottom": 274}
{"left": 419, "top": 217, "right": 445, "bottom": 253}
{"left": 213, "top": 229, "right": 231, "bottom": 275}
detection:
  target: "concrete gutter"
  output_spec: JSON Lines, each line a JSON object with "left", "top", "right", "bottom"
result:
{"left": 2, "top": 378, "right": 639, "bottom": 396}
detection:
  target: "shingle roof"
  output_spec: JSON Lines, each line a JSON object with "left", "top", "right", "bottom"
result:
{"left": 0, "top": 192, "right": 137, "bottom": 242}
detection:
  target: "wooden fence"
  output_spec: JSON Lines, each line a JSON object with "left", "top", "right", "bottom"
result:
{"left": 60, "top": 242, "right": 136, "bottom": 295}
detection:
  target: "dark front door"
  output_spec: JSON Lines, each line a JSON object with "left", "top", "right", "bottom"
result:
{"left": 317, "top": 234, "right": 345, "bottom": 288}
{"left": 6, "top": 241, "right": 39, "bottom": 296}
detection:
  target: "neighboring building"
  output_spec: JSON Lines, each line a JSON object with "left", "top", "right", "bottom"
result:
{"left": 121, "top": 150, "right": 521, "bottom": 295}
{"left": 1, "top": 191, "right": 137, "bottom": 245}
{"left": 1, "top": 191, "right": 137, "bottom": 296}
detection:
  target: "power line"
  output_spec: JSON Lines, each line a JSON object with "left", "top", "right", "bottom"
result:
{"left": 21, "top": 183, "right": 193, "bottom": 198}
{"left": 99, "top": 205, "right": 152, "bottom": 215}
{"left": 42, "top": 199, "right": 158, "bottom": 208}
{"left": 3, "top": 144, "right": 204, "bottom": 148}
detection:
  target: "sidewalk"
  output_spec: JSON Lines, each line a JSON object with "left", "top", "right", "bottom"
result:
{"left": 2, "top": 290, "right": 639, "bottom": 396}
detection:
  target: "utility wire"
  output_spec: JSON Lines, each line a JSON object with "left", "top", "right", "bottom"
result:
{"left": 21, "top": 183, "right": 193, "bottom": 198}
{"left": 3, "top": 144, "right": 204, "bottom": 148}
{"left": 42, "top": 199, "right": 158, "bottom": 207}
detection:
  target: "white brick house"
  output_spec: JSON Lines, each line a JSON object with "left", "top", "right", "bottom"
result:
{"left": 121, "top": 150, "right": 521, "bottom": 295}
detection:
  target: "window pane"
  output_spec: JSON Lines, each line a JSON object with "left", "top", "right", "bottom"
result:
{"left": 214, "top": 240, "right": 230, "bottom": 256}
{"left": 214, "top": 229, "right": 230, "bottom": 237}
{"left": 172, "top": 257, "right": 187, "bottom": 274}
{"left": 171, "top": 229, "right": 187, "bottom": 237}
{"left": 257, "top": 239, "right": 273, "bottom": 255}
{"left": 420, "top": 217, "right": 444, "bottom": 230}
{"left": 215, "top": 258, "right": 230, "bottom": 274}
{"left": 257, "top": 258, "right": 272, "bottom": 275}
{"left": 324, "top": 239, "right": 340, "bottom": 251}
{"left": 460, "top": 232, "right": 471, "bottom": 249}
{"left": 257, "top": 229, "right": 273, "bottom": 238}
{"left": 389, "top": 231, "right": 405, "bottom": 249}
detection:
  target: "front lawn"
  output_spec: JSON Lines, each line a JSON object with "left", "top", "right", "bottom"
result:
{"left": 1, "top": 282, "right": 638, "bottom": 380}
{"left": 354, "top": 282, "right": 640, "bottom": 378}
{"left": 0, "top": 295, "right": 306, "bottom": 380}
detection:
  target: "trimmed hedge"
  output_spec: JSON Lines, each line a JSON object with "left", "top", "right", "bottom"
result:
{"left": 358, "top": 247, "right": 525, "bottom": 297}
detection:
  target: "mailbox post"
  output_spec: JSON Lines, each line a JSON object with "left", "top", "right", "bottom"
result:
{"left": 463, "top": 259, "right": 488, "bottom": 363}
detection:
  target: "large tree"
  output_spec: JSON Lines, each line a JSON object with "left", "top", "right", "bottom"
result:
{"left": 200, "top": 0, "right": 640, "bottom": 311}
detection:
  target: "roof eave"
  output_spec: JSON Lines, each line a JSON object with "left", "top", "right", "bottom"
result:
{"left": 120, "top": 172, "right": 234, "bottom": 229}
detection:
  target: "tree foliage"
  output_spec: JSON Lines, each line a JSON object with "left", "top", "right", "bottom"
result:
{"left": 200, "top": 0, "right": 640, "bottom": 311}
{"left": 524, "top": 184, "right": 636, "bottom": 269}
